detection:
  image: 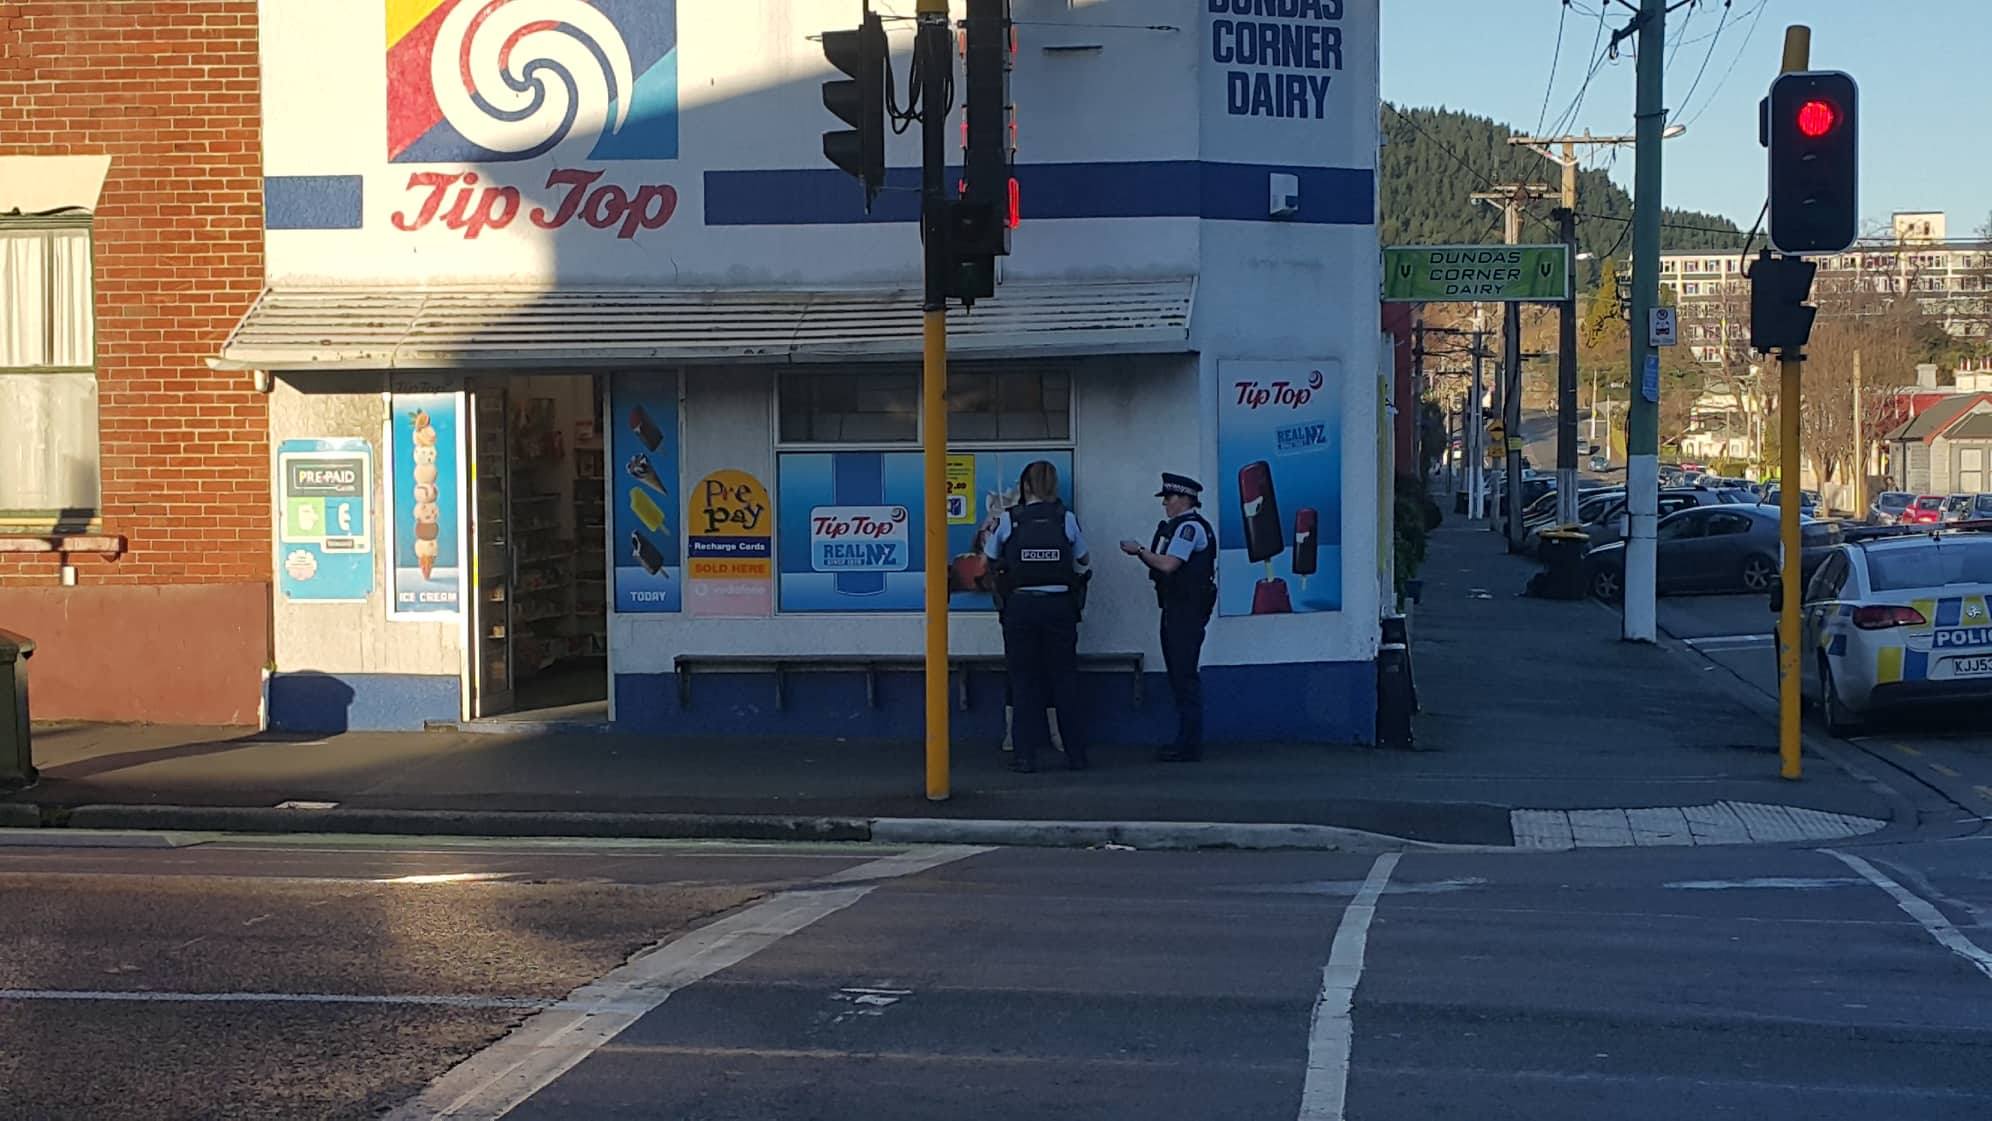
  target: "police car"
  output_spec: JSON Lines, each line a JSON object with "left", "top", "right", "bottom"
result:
{"left": 1798, "top": 525, "right": 1992, "bottom": 733}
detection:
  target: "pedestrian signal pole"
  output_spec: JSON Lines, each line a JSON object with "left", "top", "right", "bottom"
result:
{"left": 915, "top": 0, "right": 952, "bottom": 801}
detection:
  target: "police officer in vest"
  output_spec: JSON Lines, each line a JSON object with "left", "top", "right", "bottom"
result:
{"left": 983, "top": 460, "right": 1090, "bottom": 773}
{"left": 1121, "top": 473, "right": 1216, "bottom": 761}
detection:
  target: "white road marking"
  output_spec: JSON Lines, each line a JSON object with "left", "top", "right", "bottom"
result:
{"left": 1297, "top": 851, "right": 1401, "bottom": 1121}
{"left": 1827, "top": 850, "right": 1992, "bottom": 982}
{"left": 1665, "top": 877, "right": 1865, "bottom": 891}
{"left": 381, "top": 845, "right": 987, "bottom": 1121}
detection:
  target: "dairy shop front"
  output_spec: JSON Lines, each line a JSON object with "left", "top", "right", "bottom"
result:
{"left": 222, "top": 0, "right": 1387, "bottom": 744}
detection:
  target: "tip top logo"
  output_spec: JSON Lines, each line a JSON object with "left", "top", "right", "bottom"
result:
{"left": 387, "top": 0, "right": 679, "bottom": 163}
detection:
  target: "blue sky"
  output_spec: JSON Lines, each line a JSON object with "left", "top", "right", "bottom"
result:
{"left": 1380, "top": 0, "right": 1992, "bottom": 237}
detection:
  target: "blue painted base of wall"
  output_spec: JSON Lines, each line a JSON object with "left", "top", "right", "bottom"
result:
{"left": 269, "top": 672, "right": 459, "bottom": 733}
{"left": 615, "top": 661, "right": 1376, "bottom": 746}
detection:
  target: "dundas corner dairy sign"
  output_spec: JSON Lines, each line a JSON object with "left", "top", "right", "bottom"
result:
{"left": 382, "top": 0, "right": 680, "bottom": 242}
{"left": 1381, "top": 245, "right": 1572, "bottom": 302}
{"left": 1207, "top": 0, "right": 1351, "bottom": 120}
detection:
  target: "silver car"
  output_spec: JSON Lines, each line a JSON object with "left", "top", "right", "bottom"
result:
{"left": 1799, "top": 530, "right": 1992, "bottom": 733}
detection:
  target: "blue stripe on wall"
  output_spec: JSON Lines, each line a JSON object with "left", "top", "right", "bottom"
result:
{"left": 262, "top": 163, "right": 1374, "bottom": 231}
{"left": 702, "top": 161, "right": 1375, "bottom": 227}
{"left": 266, "top": 175, "right": 364, "bottom": 231}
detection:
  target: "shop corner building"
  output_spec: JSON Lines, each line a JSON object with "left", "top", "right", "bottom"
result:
{"left": 215, "top": 0, "right": 1385, "bottom": 741}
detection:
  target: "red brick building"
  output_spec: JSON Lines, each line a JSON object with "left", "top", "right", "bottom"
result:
{"left": 0, "top": 1, "right": 269, "bottom": 724}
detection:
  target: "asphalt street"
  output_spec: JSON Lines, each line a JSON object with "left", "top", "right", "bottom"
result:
{"left": 2, "top": 831, "right": 1991, "bottom": 1119}
{"left": 1658, "top": 590, "right": 1992, "bottom": 823}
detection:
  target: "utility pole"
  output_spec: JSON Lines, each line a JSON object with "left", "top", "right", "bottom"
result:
{"left": 1469, "top": 313, "right": 1487, "bottom": 520}
{"left": 1508, "top": 126, "right": 1683, "bottom": 527}
{"left": 1851, "top": 348, "right": 1865, "bottom": 515}
{"left": 1623, "top": 0, "right": 1666, "bottom": 644}
{"left": 1555, "top": 205, "right": 1580, "bottom": 523}
{"left": 1473, "top": 183, "right": 1553, "bottom": 549}
{"left": 1412, "top": 317, "right": 1426, "bottom": 484}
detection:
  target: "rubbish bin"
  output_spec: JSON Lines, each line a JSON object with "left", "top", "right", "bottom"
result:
{"left": 1535, "top": 529, "right": 1590, "bottom": 600}
{"left": 0, "top": 629, "right": 34, "bottom": 789}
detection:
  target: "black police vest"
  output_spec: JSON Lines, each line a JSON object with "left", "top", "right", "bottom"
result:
{"left": 1000, "top": 500, "right": 1076, "bottom": 592}
{"left": 1150, "top": 512, "right": 1216, "bottom": 603}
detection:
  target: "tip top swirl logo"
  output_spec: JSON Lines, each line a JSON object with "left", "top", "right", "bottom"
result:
{"left": 387, "top": 0, "right": 678, "bottom": 164}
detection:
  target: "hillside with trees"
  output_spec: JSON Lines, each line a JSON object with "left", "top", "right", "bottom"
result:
{"left": 1381, "top": 105, "right": 1744, "bottom": 273}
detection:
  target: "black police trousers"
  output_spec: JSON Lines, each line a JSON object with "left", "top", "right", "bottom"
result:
{"left": 1001, "top": 591, "right": 1084, "bottom": 767}
{"left": 1159, "top": 599, "right": 1210, "bottom": 752}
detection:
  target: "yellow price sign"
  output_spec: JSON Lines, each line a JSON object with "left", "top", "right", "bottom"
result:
{"left": 946, "top": 455, "right": 976, "bottom": 525}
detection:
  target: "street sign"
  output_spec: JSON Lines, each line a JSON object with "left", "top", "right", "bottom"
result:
{"left": 1649, "top": 306, "right": 1678, "bottom": 347}
{"left": 1382, "top": 245, "right": 1571, "bottom": 303}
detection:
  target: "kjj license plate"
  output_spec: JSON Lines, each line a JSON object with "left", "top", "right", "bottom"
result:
{"left": 1949, "top": 655, "right": 1992, "bottom": 678}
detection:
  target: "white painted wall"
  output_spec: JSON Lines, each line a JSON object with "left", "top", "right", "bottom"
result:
{"left": 260, "top": 0, "right": 1208, "bottom": 287}
{"left": 268, "top": 374, "right": 461, "bottom": 678}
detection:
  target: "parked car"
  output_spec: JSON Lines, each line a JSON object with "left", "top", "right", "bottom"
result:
{"left": 1941, "top": 494, "right": 1976, "bottom": 523}
{"left": 1798, "top": 527, "right": 1992, "bottom": 733}
{"left": 1906, "top": 495, "right": 1948, "bottom": 525}
{"left": 1524, "top": 489, "right": 1625, "bottom": 554}
{"left": 1580, "top": 487, "right": 1745, "bottom": 550}
{"left": 1585, "top": 504, "right": 1839, "bottom": 602}
{"left": 1762, "top": 487, "right": 1821, "bottom": 515}
{"left": 1869, "top": 491, "right": 1915, "bottom": 525}
{"left": 1974, "top": 494, "right": 1992, "bottom": 521}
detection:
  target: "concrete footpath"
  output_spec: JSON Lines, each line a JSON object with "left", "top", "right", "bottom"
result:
{"left": 0, "top": 520, "right": 1905, "bottom": 850}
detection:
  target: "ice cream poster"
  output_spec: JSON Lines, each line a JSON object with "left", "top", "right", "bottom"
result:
{"left": 388, "top": 393, "right": 463, "bottom": 618}
{"left": 1216, "top": 360, "right": 1343, "bottom": 616}
{"left": 610, "top": 374, "right": 682, "bottom": 614}
{"left": 276, "top": 438, "right": 373, "bottom": 603}
{"left": 776, "top": 450, "right": 1073, "bottom": 614}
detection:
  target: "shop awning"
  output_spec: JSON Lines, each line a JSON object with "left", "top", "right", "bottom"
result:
{"left": 211, "top": 278, "right": 1196, "bottom": 371}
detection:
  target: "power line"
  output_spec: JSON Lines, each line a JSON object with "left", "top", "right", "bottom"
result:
{"left": 1534, "top": 0, "right": 1571, "bottom": 136}
{"left": 1681, "top": 0, "right": 1770, "bottom": 129}
{"left": 1670, "top": 0, "right": 1732, "bottom": 124}
{"left": 1382, "top": 103, "right": 1500, "bottom": 191}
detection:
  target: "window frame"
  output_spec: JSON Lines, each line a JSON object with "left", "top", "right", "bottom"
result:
{"left": 1, "top": 212, "right": 100, "bottom": 532}
{"left": 773, "top": 363, "right": 1077, "bottom": 452}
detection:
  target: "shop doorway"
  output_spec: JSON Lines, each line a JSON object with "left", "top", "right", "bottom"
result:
{"left": 467, "top": 375, "right": 610, "bottom": 720}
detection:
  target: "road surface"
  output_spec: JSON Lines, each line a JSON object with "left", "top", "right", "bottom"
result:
{"left": 3, "top": 830, "right": 1991, "bottom": 1119}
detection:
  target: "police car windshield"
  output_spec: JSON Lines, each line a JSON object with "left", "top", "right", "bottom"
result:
{"left": 1866, "top": 540, "right": 1992, "bottom": 591}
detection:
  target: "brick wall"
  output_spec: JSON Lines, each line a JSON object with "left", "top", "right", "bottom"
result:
{"left": 0, "top": 0, "right": 265, "bottom": 588}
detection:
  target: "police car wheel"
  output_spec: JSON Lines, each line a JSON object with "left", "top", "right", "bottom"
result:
{"left": 1818, "top": 655, "right": 1862, "bottom": 737}
{"left": 1740, "top": 554, "right": 1777, "bottom": 592}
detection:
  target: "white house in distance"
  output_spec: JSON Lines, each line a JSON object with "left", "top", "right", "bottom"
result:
{"left": 211, "top": 0, "right": 1389, "bottom": 745}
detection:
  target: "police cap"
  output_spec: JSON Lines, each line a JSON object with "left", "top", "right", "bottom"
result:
{"left": 1155, "top": 473, "right": 1203, "bottom": 503}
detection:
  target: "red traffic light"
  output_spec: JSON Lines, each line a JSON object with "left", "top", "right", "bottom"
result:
{"left": 1796, "top": 98, "right": 1837, "bottom": 138}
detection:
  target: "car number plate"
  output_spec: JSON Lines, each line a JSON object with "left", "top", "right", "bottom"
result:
{"left": 1949, "top": 656, "right": 1992, "bottom": 678}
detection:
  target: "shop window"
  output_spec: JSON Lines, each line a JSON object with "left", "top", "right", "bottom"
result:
{"left": 777, "top": 368, "right": 1072, "bottom": 445}
{"left": 0, "top": 219, "right": 99, "bottom": 531}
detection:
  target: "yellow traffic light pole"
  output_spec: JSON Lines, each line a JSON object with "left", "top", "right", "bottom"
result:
{"left": 918, "top": 0, "right": 951, "bottom": 801}
{"left": 1775, "top": 24, "right": 1810, "bottom": 782}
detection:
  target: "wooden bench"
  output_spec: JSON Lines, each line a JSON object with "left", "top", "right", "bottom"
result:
{"left": 672, "top": 652, "right": 1145, "bottom": 712}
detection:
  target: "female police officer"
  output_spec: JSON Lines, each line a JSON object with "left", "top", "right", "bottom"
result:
{"left": 981, "top": 460, "right": 1090, "bottom": 772}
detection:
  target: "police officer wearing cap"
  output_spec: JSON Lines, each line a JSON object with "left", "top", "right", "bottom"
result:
{"left": 983, "top": 460, "right": 1090, "bottom": 773}
{"left": 1121, "top": 473, "right": 1216, "bottom": 761}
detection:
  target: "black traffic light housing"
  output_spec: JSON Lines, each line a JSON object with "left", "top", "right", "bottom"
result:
{"left": 959, "top": 0, "right": 1013, "bottom": 259}
{"left": 1760, "top": 70, "right": 1859, "bottom": 255}
{"left": 1749, "top": 251, "right": 1818, "bottom": 354}
{"left": 822, "top": 11, "right": 887, "bottom": 210}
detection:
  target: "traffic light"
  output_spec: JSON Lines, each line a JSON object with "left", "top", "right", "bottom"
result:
{"left": 1761, "top": 70, "right": 1858, "bottom": 255}
{"left": 822, "top": 11, "right": 887, "bottom": 209}
{"left": 1749, "top": 251, "right": 1818, "bottom": 354}
{"left": 944, "top": 200, "right": 1000, "bottom": 304}
{"left": 959, "top": 0, "right": 1014, "bottom": 260}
